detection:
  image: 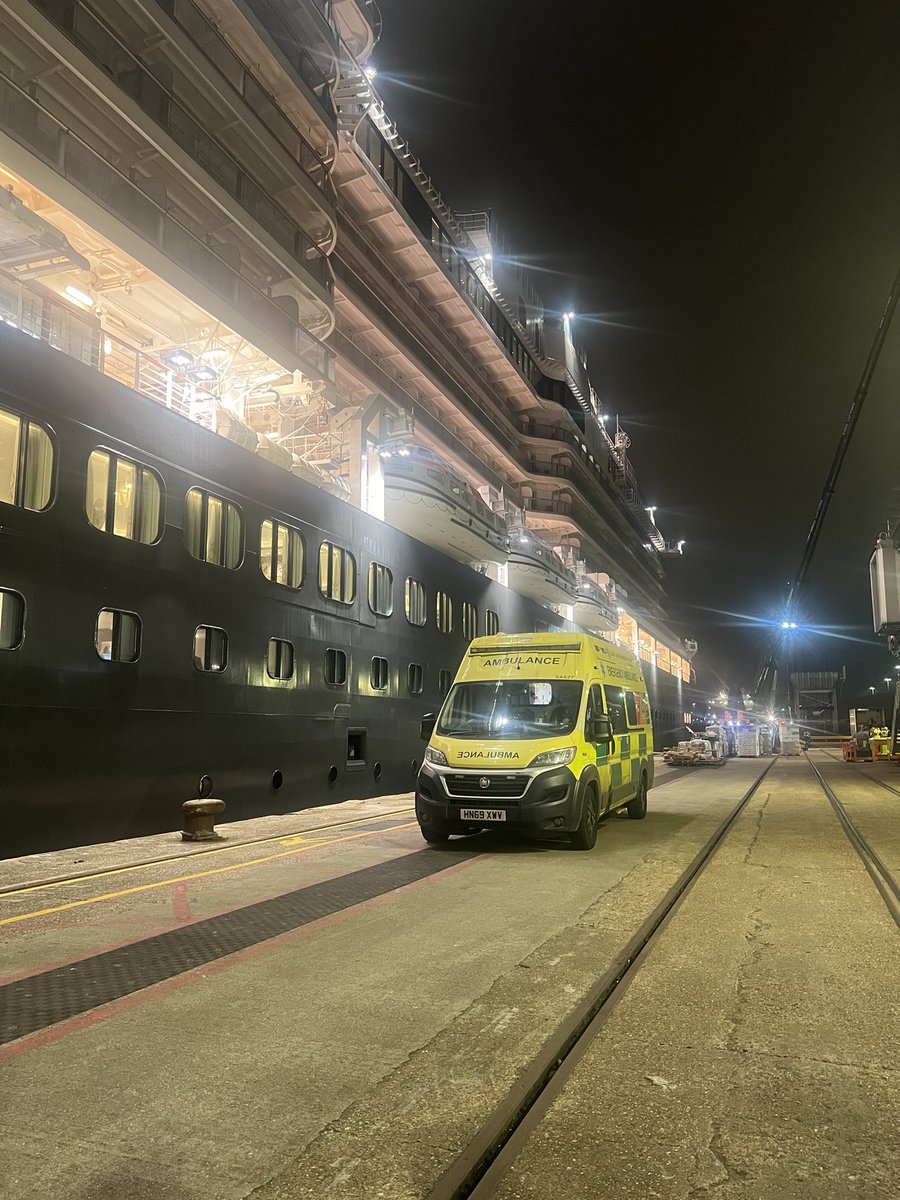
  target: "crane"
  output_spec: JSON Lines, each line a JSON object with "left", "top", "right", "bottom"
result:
{"left": 754, "top": 260, "right": 900, "bottom": 712}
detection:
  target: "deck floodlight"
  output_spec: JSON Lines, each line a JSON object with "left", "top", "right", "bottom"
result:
{"left": 161, "top": 348, "right": 194, "bottom": 370}
{"left": 64, "top": 285, "right": 94, "bottom": 309}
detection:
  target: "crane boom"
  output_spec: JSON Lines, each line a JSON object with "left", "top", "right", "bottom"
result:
{"left": 755, "top": 261, "right": 900, "bottom": 706}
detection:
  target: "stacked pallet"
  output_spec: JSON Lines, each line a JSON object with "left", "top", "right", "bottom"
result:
{"left": 737, "top": 726, "right": 760, "bottom": 757}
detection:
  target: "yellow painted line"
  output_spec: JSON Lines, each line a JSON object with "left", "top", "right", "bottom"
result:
{"left": 1, "top": 806, "right": 415, "bottom": 898}
{"left": 0, "top": 821, "right": 419, "bottom": 927}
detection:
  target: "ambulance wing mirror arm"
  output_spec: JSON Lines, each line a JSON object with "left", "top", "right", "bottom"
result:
{"left": 420, "top": 713, "right": 437, "bottom": 741}
{"left": 589, "top": 714, "right": 613, "bottom": 744}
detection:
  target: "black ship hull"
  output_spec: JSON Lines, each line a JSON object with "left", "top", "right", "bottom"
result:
{"left": 0, "top": 327, "right": 690, "bottom": 857}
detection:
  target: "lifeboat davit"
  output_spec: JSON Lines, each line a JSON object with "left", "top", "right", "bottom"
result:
{"left": 507, "top": 526, "right": 578, "bottom": 611}
{"left": 382, "top": 446, "right": 508, "bottom": 564}
{"left": 573, "top": 575, "right": 618, "bottom": 634}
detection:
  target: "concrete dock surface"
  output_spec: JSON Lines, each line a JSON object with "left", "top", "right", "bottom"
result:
{"left": 0, "top": 752, "right": 897, "bottom": 1199}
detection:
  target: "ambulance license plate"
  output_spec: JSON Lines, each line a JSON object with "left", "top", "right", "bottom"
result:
{"left": 459, "top": 807, "right": 507, "bottom": 822}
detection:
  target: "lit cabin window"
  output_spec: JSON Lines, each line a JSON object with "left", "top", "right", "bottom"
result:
{"left": 407, "top": 663, "right": 423, "bottom": 694}
{"left": 0, "top": 406, "right": 53, "bottom": 512}
{"left": 318, "top": 542, "right": 356, "bottom": 604}
{"left": 266, "top": 637, "right": 294, "bottom": 680}
{"left": 0, "top": 587, "right": 25, "bottom": 649}
{"left": 324, "top": 646, "right": 347, "bottom": 686}
{"left": 260, "top": 520, "right": 304, "bottom": 588}
{"left": 194, "top": 625, "right": 228, "bottom": 672}
{"left": 95, "top": 609, "right": 141, "bottom": 662}
{"left": 371, "top": 656, "right": 389, "bottom": 691}
{"left": 184, "top": 488, "right": 242, "bottom": 568}
{"left": 484, "top": 609, "right": 500, "bottom": 636}
{"left": 86, "top": 450, "right": 163, "bottom": 544}
{"left": 439, "top": 669, "right": 452, "bottom": 696}
{"left": 461, "top": 602, "right": 477, "bottom": 641}
{"left": 436, "top": 591, "right": 453, "bottom": 634}
{"left": 367, "top": 562, "right": 393, "bottom": 616}
{"left": 405, "top": 578, "right": 426, "bottom": 626}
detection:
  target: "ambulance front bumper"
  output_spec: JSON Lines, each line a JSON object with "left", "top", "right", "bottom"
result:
{"left": 416, "top": 763, "right": 580, "bottom": 833}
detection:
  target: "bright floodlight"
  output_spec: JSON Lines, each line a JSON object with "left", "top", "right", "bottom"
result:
{"left": 364, "top": 65, "right": 377, "bottom": 80}
{"left": 563, "top": 311, "right": 574, "bottom": 320}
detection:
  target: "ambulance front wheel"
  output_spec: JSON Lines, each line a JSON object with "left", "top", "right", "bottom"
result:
{"left": 626, "top": 776, "right": 648, "bottom": 820}
{"left": 570, "top": 786, "right": 599, "bottom": 850}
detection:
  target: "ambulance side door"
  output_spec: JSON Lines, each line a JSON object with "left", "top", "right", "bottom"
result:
{"left": 602, "top": 684, "right": 633, "bottom": 805}
{"left": 585, "top": 683, "right": 612, "bottom": 802}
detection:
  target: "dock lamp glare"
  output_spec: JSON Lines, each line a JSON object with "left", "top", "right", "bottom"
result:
{"left": 781, "top": 621, "right": 798, "bottom": 630}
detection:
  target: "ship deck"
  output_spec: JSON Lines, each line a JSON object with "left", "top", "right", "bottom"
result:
{"left": 1, "top": 751, "right": 897, "bottom": 1199}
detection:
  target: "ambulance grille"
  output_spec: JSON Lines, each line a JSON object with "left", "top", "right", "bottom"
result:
{"left": 445, "top": 774, "right": 530, "bottom": 798}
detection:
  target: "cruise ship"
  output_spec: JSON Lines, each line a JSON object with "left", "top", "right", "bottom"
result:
{"left": 0, "top": 0, "right": 697, "bottom": 855}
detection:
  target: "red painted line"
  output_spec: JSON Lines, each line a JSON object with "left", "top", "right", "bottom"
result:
{"left": 171, "top": 881, "right": 191, "bottom": 924}
{"left": 0, "top": 852, "right": 488, "bottom": 1064}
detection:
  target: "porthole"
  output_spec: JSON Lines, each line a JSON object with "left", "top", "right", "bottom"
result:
{"left": 328, "top": 764, "right": 338, "bottom": 784}
{"left": 373, "top": 761, "right": 383, "bottom": 781}
{"left": 272, "top": 770, "right": 284, "bottom": 790}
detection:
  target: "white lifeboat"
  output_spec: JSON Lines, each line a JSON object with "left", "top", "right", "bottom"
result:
{"left": 507, "top": 526, "right": 578, "bottom": 610}
{"left": 381, "top": 446, "right": 508, "bottom": 564}
{"left": 573, "top": 575, "right": 618, "bottom": 634}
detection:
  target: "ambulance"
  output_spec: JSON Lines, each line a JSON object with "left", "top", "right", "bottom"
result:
{"left": 416, "top": 632, "right": 654, "bottom": 849}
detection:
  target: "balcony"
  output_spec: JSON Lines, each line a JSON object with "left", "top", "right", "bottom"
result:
{"left": 0, "top": 73, "right": 333, "bottom": 379}
{"left": 27, "top": 0, "right": 334, "bottom": 292}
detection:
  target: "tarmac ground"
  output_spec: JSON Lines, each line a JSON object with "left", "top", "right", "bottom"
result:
{"left": 1, "top": 751, "right": 897, "bottom": 1199}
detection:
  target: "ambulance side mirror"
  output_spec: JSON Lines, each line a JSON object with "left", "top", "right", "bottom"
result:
{"left": 420, "top": 713, "right": 437, "bottom": 741}
{"left": 589, "top": 714, "right": 613, "bottom": 744}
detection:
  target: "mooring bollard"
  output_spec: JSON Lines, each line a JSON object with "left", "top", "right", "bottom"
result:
{"left": 181, "top": 795, "right": 226, "bottom": 841}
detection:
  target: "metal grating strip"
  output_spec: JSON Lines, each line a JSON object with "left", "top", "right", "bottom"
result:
{"left": 1, "top": 847, "right": 479, "bottom": 1046}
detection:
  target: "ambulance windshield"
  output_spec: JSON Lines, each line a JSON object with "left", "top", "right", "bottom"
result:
{"left": 437, "top": 680, "right": 583, "bottom": 739}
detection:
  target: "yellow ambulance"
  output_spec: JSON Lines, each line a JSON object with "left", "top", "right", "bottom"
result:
{"left": 416, "top": 632, "right": 654, "bottom": 849}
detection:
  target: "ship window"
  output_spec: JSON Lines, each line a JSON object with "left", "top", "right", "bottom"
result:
{"left": 439, "top": 669, "right": 452, "bottom": 697}
{"left": 86, "top": 450, "right": 163, "bottom": 545}
{"left": 184, "top": 488, "right": 242, "bottom": 568}
{"left": 266, "top": 637, "right": 294, "bottom": 681}
{"left": 436, "top": 591, "right": 453, "bottom": 634}
{"left": 194, "top": 625, "right": 228, "bottom": 672}
{"left": 371, "top": 656, "right": 389, "bottom": 691}
{"left": 0, "top": 588, "right": 25, "bottom": 650}
{"left": 461, "top": 602, "right": 477, "bottom": 641}
{"left": 95, "top": 609, "right": 141, "bottom": 663}
{"left": 405, "top": 578, "right": 426, "bottom": 626}
{"left": 319, "top": 542, "right": 356, "bottom": 604}
{"left": 0, "top": 407, "right": 54, "bottom": 512}
{"left": 367, "top": 562, "right": 393, "bottom": 616}
{"left": 407, "top": 663, "right": 423, "bottom": 695}
{"left": 324, "top": 646, "right": 347, "bottom": 687}
{"left": 484, "top": 609, "right": 500, "bottom": 636}
{"left": 260, "top": 519, "right": 304, "bottom": 588}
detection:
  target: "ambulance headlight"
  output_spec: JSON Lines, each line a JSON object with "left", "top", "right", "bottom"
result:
{"left": 528, "top": 746, "right": 576, "bottom": 768}
{"left": 424, "top": 746, "right": 448, "bottom": 766}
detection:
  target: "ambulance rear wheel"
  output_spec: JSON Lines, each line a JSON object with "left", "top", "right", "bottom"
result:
{"left": 570, "top": 787, "right": 599, "bottom": 850}
{"left": 626, "top": 776, "right": 648, "bottom": 820}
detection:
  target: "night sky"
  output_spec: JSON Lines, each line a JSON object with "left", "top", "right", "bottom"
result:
{"left": 373, "top": 0, "right": 900, "bottom": 708}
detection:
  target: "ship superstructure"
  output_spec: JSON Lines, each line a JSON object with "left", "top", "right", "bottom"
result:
{"left": 0, "top": 0, "right": 696, "bottom": 853}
